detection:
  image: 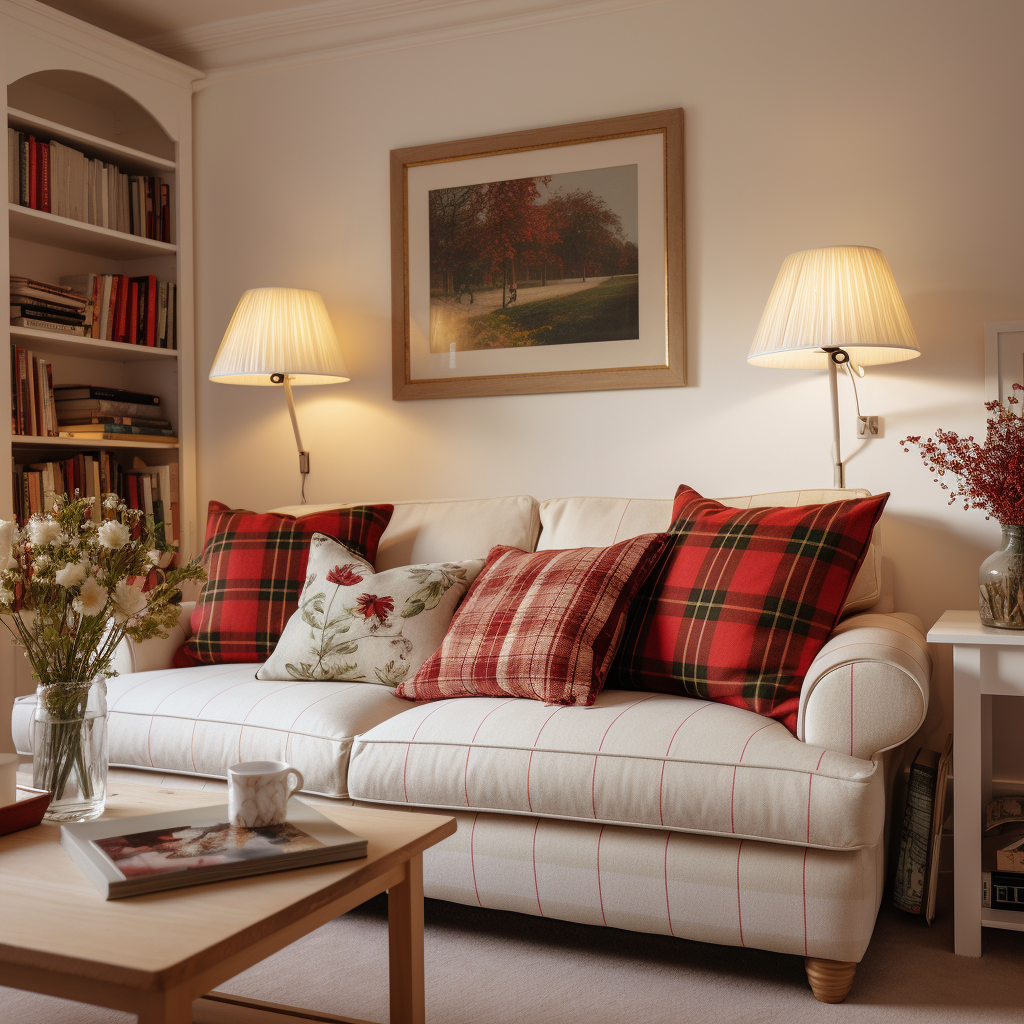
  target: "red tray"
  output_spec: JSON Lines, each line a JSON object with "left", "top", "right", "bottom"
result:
{"left": 0, "top": 785, "right": 51, "bottom": 837}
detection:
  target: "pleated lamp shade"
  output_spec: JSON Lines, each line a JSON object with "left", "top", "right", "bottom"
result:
{"left": 209, "top": 288, "right": 350, "bottom": 386}
{"left": 747, "top": 246, "right": 920, "bottom": 369}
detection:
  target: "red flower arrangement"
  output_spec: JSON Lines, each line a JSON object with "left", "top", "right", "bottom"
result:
{"left": 327, "top": 564, "right": 364, "bottom": 587}
{"left": 901, "top": 384, "right": 1024, "bottom": 524}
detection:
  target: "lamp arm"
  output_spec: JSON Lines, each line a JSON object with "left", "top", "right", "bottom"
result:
{"left": 282, "top": 377, "right": 311, "bottom": 481}
{"left": 823, "top": 348, "right": 849, "bottom": 489}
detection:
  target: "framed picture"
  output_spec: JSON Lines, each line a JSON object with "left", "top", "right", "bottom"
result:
{"left": 985, "top": 320, "right": 1024, "bottom": 402}
{"left": 390, "top": 109, "right": 685, "bottom": 400}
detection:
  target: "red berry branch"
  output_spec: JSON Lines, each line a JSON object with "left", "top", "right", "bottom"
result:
{"left": 901, "top": 383, "right": 1024, "bottom": 525}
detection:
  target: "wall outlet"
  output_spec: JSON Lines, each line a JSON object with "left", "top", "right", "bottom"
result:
{"left": 856, "top": 415, "right": 883, "bottom": 439}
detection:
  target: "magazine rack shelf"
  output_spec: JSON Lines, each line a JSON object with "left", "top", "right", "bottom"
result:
{"left": 0, "top": 0, "right": 204, "bottom": 751}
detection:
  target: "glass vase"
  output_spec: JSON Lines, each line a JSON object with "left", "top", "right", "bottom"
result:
{"left": 32, "top": 677, "right": 108, "bottom": 822}
{"left": 979, "top": 524, "right": 1024, "bottom": 629}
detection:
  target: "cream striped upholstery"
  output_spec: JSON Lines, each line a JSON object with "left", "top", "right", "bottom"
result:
{"left": 798, "top": 613, "right": 930, "bottom": 760}
{"left": 413, "top": 810, "right": 883, "bottom": 962}
{"left": 12, "top": 665, "right": 410, "bottom": 797}
{"left": 347, "top": 690, "right": 884, "bottom": 850}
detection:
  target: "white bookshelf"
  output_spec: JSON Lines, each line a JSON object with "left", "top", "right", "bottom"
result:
{"left": 0, "top": 0, "right": 204, "bottom": 751}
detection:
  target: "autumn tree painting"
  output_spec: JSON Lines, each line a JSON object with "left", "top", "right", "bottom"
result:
{"left": 428, "top": 164, "right": 639, "bottom": 352}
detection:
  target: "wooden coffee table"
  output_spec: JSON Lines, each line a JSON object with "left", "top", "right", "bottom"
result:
{"left": 0, "top": 778, "right": 456, "bottom": 1023}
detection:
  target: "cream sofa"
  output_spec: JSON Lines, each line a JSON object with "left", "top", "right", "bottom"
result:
{"left": 10, "top": 489, "right": 930, "bottom": 1003}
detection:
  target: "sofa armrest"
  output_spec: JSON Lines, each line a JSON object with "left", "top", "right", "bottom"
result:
{"left": 109, "top": 601, "right": 195, "bottom": 675}
{"left": 797, "top": 612, "right": 930, "bottom": 760}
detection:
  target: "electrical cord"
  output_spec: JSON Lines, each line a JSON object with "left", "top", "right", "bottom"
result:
{"left": 843, "top": 361, "right": 862, "bottom": 421}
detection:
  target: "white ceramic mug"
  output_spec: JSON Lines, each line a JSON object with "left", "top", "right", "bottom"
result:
{"left": 227, "top": 760, "right": 304, "bottom": 828}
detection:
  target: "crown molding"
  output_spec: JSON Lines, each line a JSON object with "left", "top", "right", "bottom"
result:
{"left": 135, "top": 0, "right": 669, "bottom": 86}
{"left": 1, "top": 0, "right": 204, "bottom": 88}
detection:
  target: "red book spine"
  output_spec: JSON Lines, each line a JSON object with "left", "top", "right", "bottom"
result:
{"left": 106, "top": 275, "right": 118, "bottom": 341}
{"left": 128, "top": 282, "right": 139, "bottom": 344}
{"left": 39, "top": 143, "right": 51, "bottom": 213}
{"left": 115, "top": 275, "right": 130, "bottom": 342}
{"left": 146, "top": 274, "right": 157, "bottom": 346}
{"left": 127, "top": 474, "right": 138, "bottom": 510}
{"left": 28, "top": 138, "right": 38, "bottom": 209}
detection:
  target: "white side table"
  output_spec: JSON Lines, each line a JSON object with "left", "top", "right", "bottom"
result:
{"left": 927, "top": 610, "right": 1024, "bottom": 955}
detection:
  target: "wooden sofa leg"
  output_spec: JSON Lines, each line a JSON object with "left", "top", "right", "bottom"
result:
{"left": 804, "top": 957, "right": 857, "bottom": 1003}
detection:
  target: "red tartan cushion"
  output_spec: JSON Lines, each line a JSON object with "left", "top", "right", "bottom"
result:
{"left": 396, "top": 534, "right": 670, "bottom": 706}
{"left": 613, "top": 486, "right": 888, "bottom": 733}
{"left": 176, "top": 501, "right": 393, "bottom": 666}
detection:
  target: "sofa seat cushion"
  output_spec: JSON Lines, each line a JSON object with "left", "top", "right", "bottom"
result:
{"left": 11, "top": 667, "right": 411, "bottom": 798}
{"left": 347, "top": 689, "right": 883, "bottom": 850}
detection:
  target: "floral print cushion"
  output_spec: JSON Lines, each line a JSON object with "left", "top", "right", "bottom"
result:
{"left": 257, "top": 533, "right": 484, "bottom": 686}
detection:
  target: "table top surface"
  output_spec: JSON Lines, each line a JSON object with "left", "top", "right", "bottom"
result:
{"left": 0, "top": 778, "right": 455, "bottom": 987}
{"left": 928, "top": 609, "right": 1024, "bottom": 645}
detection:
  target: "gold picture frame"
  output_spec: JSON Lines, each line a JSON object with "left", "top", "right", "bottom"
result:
{"left": 391, "top": 109, "right": 685, "bottom": 400}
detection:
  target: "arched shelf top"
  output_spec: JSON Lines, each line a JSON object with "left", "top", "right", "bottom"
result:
{"left": 8, "top": 70, "right": 175, "bottom": 162}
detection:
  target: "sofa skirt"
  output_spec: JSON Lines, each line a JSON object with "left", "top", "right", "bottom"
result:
{"left": 418, "top": 810, "right": 884, "bottom": 963}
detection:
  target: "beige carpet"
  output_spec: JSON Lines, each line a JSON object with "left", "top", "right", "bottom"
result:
{"left": 3, "top": 876, "right": 1023, "bottom": 1023}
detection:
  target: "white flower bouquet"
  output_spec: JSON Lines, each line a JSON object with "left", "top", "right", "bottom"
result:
{"left": 0, "top": 493, "right": 205, "bottom": 812}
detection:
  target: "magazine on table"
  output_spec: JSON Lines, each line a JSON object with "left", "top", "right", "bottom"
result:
{"left": 61, "top": 799, "right": 366, "bottom": 899}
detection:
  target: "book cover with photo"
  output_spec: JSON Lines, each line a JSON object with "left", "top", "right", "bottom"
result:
{"left": 61, "top": 800, "right": 366, "bottom": 899}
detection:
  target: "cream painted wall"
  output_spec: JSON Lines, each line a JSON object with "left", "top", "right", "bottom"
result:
{"left": 192, "top": 0, "right": 1024, "bottom": 779}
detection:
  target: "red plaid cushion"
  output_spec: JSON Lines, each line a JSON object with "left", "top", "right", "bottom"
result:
{"left": 396, "top": 534, "right": 670, "bottom": 706}
{"left": 613, "top": 486, "right": 888, "bottom": 733}
{"left": 178, "top": 501, "right": 393, "bottom": 666}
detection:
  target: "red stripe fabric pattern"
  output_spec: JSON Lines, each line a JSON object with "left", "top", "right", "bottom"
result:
{"left": 178, "top": 500, "right": 393, "bottom": 666}
{"left": 396, "top": 534, "right": 670, "bottom": 706}
{"left": 613, "top": 485, "right": 887, "bottom": 733}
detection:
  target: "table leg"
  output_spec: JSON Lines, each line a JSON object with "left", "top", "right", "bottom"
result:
{"left": 952, "top": 644, "right": 983, "bottom": 956}
{"left": 136, "top": 984, "right": 193, "bottom": 1024}
{"left": 388, "top": 854, "right": 425, "bottom": 1024}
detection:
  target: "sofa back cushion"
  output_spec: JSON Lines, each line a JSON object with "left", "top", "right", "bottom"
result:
{"left": 272, "top": 496, "right": 540, "bottom": 570}
{"left": 538, "top": 488, "right": 884, "bottom": 614}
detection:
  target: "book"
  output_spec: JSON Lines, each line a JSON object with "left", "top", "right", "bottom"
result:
{"left": 54, "top": 386, "right": 159, "bottom": 406}
{"left": 11, "top": 317, "right": 86, "bottom": 336}
{"left": 56, "top": 415, "right": 173, "bottom": 429}
{"left": 982, "top": 870, "right": 1024, "bottom": 912}
{"left": 10, "top": 278, "right": 88, "bottom": 309}
{"left": 62, "top": 424, "right": 175, "bottom": 437}
{"left": 924, "top": 734, "right": 952, "bottom": 925}
{"left": 63, "top": 432, "right": 178, "bottom": 445}
{"left": 997, "top": 834, "right": 1024, "bottom": 873}
{"left": 55, "top": 398, "right": 163, "bottom": 419}
{"left": 60, "top": 799, "right": 366, "bottom": 899}
{"left": 892, "top": 746, "right": 941, "bottom": 914}
{"left": 10, "top": 304, "right": 87, "bottom": 324}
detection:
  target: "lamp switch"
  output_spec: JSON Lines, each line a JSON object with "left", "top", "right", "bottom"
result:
{"left": 856, "top": 415, "right": 882, "bottom": 439}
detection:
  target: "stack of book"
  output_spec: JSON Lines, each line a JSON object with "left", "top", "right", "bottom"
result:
{"left": 11, "top": 346, "right": 59, "bottom": 436}
{"left": 59, "top": 273, "right": 176, "bottom": 348}
{"left": 14, "top": 452, "right": 178, "bottom": 545}
{"left": 983, "top": 796, "right": 1024, "bottom": 913}
{"left": 54, "top": 386, "right": 177, "bottom": 445}
{"left": 127, "top": 462, "right": 179, "bottom": 547}
{"left": 10, "top": 276, "right": 92, "bottom": 336}
{"left": 6, "top": 129, "right": 172, "bottom": 242}
{"left": 15, "top": 450, "right": 125, "bottom": 521}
